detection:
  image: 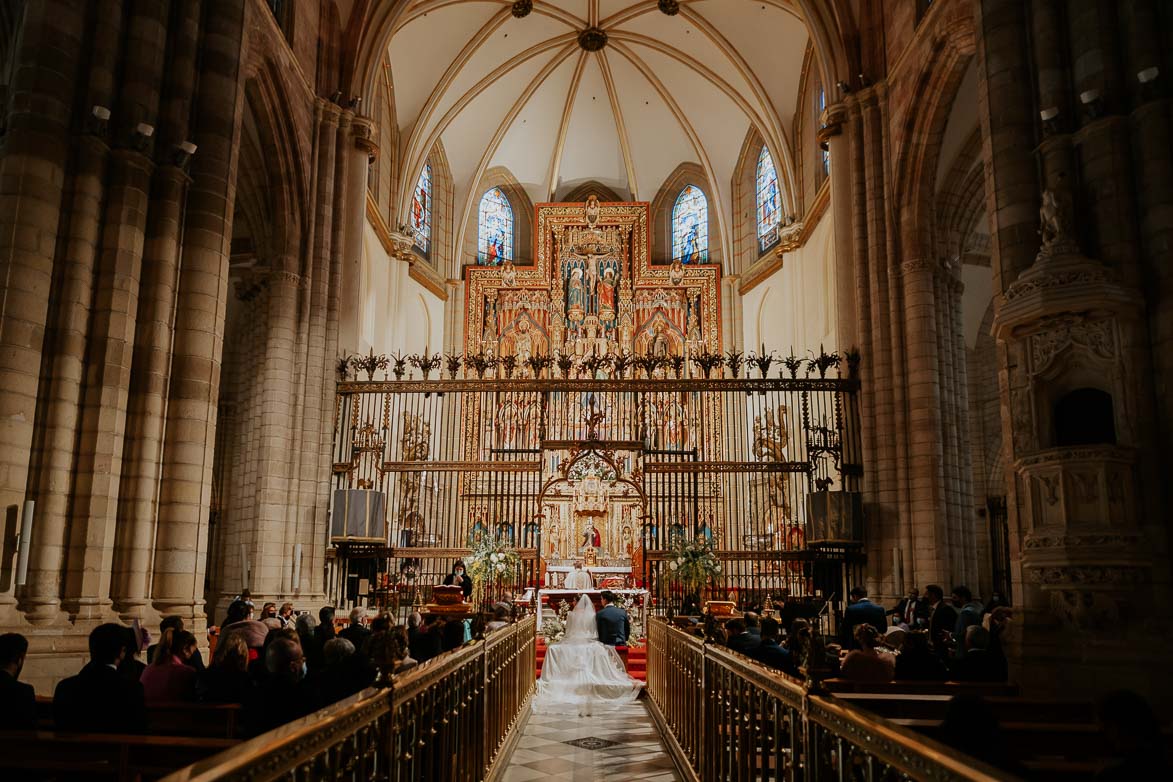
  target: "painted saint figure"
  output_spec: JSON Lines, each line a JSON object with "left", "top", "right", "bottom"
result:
{"left": 597, "top": 266, "right": 616, "bottom": 315}
{"left": 581, "top": 525, "right": 602, "bottom": 549}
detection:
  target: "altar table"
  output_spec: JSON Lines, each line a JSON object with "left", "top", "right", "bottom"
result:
{"left": 537, "top": 588, "right": 649, "bottom": 633}
{"left": 544, "top": 566, "right": 632, "bottom": 588}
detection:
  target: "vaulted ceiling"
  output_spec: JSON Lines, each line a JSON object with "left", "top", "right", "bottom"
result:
{"left": 387, "top": 0, "right": 812, "bottom": 262}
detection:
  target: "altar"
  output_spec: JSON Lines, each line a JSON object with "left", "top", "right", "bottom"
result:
{"left": 544, "top": 565, "right": 632, "bottom": 588}
{"left": 536, "top": 588, "right": 649, "bottom": 633}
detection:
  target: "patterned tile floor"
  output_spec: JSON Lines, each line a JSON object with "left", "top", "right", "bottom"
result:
{"left": 500, "top": 701, "right": 682, "bottom": 781}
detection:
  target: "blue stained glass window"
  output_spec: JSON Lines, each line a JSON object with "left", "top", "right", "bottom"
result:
{"left": 410, "top": 164, "right": 432, "bottom": 253}
{"left": 818, "top": 87, "right": 830, "bottom": 176}
{"left": 671, "top": 185, "right": 708, "bottom": 263}
{"left": 756, "top": 146, "right": 781, "bottom": 252}
{"left": 477, "top": 187, "right": 514, "bottom": 266}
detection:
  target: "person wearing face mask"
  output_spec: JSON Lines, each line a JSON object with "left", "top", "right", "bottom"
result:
{"left": 245, "top": 637, "right": 317, "bottom": 736}
{"left": 443, "top": 560, "right": 473, "bottom": 600}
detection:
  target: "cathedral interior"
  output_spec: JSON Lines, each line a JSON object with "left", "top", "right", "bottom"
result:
{"left": 0, "top": 0, "right": 1171, "bottom": 779}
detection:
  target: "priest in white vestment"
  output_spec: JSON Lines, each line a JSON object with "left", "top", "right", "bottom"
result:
{"left": 563, "top": 561, "right": 594, "bottom": 589}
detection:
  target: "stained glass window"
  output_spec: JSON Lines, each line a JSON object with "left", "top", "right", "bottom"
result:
{"left": 818, "top": 87, "right": 830, "bottom": 176}
{"left": 477, "top": 187, "right": 514, "bottom": 266}
{"left": 410, "top": 164, "right": 432, "bottom": 253}
{"left": 671, "top": 185, "right": 708, "bottom": 263}
{"left": 756, "top": 146, "right": 781, "bottom": 252}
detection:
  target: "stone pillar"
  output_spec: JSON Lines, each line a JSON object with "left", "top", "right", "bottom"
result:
{"left": 822, "top": 101, "right": 857, "bottom": 352}
{"left": 0, "top": 1, "right": 85, "bottom": 617}
{"left": 152, "top": 0, "right": 246, "bottom": 624}
{"left": 113, "top": 0, "right": 202, "bottom": 619}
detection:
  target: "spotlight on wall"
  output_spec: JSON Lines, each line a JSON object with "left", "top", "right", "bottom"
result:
{"left": 1079, "top": 88, "right": 1103, "bottom": 119}
{"left": 1137, "top": 67, "right": 1159, "bottom": 84}
{"left": 86, "top": 104, "right": 111, "bottom": 136}
{"left": 173, "top": 140, "right": 198, "bottom": 168}
{"left": 131, "top": 122, "right": 155, "bottom": 152}
{"left": 836, "top": 80, "right": 851, "bottom": 94}
{"left": 1039, "top": 106, "right": 1061, "bottom": 135}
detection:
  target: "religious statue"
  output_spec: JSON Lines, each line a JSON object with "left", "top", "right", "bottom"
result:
{"left": 585, "top": 194, "right": 601, "bottom": 227}
{"left": 598, "top": 266, "right": 617, "bottom": 316}
{"left": 581, "top": 524, "right": 602, "bottom": 549}
{"left": 651, "top": 321, "right": 670, "bottom": 359}
{"left": 753, "top": 404, "right": 792, "bottom": 514}
{"left": 567, "top": 266, "right": 587, "bottom": 321}
{"left": 514, "top": 317, "right": 533, "bottom": 365}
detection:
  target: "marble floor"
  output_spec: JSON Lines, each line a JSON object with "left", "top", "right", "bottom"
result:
{"left": 500, "top": 701, "right": 682, "bottom": 781}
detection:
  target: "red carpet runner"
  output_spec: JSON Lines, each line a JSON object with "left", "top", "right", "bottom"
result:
{"left": 535, "top": 639, "right": 647, "bottom": 682}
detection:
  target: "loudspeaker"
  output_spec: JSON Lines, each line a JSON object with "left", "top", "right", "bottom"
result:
{"left": 331, "top": 489, "right": 387, "bottom": 541}
{"left": 805, "top": 490, "right": 862, "bottom": 543}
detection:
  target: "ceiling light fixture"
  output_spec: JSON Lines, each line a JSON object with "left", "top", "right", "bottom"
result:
{"left": 658, "top": 0, "right": 681, "bottom": 15}
{"left": 578, "top": 26, "right": 607, "bottom": 52}
{"left": 511, "top": 0, "right": 532, "bottom": 18}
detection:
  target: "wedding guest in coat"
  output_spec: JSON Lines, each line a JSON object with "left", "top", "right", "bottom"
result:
{"left": 0, "top": 633, "right": 36, "bottom": 730}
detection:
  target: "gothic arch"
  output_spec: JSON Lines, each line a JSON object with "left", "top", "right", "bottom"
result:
{"left": 649, "top": 163, "right": 723, "bottom": 269}
{"left": 559, "top": 181, "right": 626, "bottom": 204}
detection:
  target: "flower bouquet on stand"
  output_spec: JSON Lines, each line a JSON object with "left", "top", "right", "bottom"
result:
{"left": 665, "top": 537, "right": 722, "bottom": 615}
{"left": 466, "top": 533, "right": 521, "bottom": 609}
{"left": 539, "top": 599, "right": 574, "bottom": 645}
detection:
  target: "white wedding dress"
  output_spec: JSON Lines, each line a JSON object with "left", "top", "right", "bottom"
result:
{"left": 532, "top": 595, "right": 644, "bottom": 716}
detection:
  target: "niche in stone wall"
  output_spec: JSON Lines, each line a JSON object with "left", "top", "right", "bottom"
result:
{"left": 1053, "top": 388, "right": 1116, "bottom": 447}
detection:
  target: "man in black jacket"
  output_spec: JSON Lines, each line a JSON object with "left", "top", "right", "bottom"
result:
{"left": 750, "top": 618, "right": 794, "bottom": 674}
{"left": 924, "top": 584, "right": 959, "bottom": 659}
{"left": 839, "top": 586, "right": 886, "bottom": 649}
{"left": 0, "top": 633, "right": 36, "bottom": 730}
{"left": 54, "top": 623, "right": 147, "bottom": 734}
{"left": 595, "top": 591, "right": 630, "bottom": 646}
{"left": 725, "top": 618, "right": 761, "bottom": 655}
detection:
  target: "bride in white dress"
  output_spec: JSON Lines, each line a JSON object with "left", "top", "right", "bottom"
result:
{"left": 532, "top": 595, "right": 644, "bottom": 716}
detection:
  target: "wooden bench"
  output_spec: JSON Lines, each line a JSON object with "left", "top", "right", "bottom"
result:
{"left": 836, "top": 693, "right": 1097, "bottom": 724}
{"left": 35, "top": 696, "right": 245, "bottom": 738}
{"left": 0, "top": 730, "right": 238, "bottom": 781}
{"left": 898, "top": 718, "right": 1173, "bottom": 763}
{"left": 822, "top": 678, "right": 1020, "bottom": 697}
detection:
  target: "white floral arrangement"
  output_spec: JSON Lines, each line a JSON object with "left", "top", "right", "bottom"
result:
{"left": 466, "top": 533, "right": 521, "bottom": 606}
{"left": 540, "top": 598, "right": 574, "bottom": 644}
{"left": 667, "top": 536, "right": 722, "bottom": 594}
{"left": 614, "top": 592, "right": 646, "bottom": 647}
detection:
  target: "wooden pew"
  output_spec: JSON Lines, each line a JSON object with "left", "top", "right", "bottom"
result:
{"left": 822, "top": 677, "right": 1020, "bottom": 697}
{"left": 836, "top": 692, "right": 1097, "bottom": 724}
{"left": 35, "top": 696, "right": 245, "bottom": 738}
{"left": 0, "top": 730, "right": 237, "bottom": 781}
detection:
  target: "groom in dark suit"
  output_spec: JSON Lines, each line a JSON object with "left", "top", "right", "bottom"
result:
{"left": 595, "top": 591, "right": 630, "bottom": 646}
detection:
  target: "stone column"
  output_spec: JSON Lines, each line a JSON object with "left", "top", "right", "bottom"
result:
{"left": 113, "top": 0, "right": 202, "bottom": 619}
{"left": 152, "top": 0, "right": 246, "bottom": 624}
{"left": 822, "top": 101, "right": 857, "bottom": 352}
{"left": 0, "top": 1, "right": 85, "bottom": 617}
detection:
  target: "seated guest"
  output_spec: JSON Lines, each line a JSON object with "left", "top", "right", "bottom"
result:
{"left": 141, "top": 628, "right": 200, "bottom": 704}
{"left": 246, "top": 637, "right": 316, "bottom": 736}
{"left": 388, "top": 626, "right": 417, "bottom": 674}
{"left": 743, "top": 613, "right": 762, "bottom": 642}
{"left": 54, "top": 623, "right": 147, "bottom": 733}
{"left": 222, "top": 599, "right": 269, "bottom": 652}
{"left": 198, "top": 632, "right": 254, "bottom": 705}
{"left": 893, "top": 630, "right": 948, "bottom": 681}
{"left": 149, "top": 616, "right": 205, "bottom": 672}
{"left": 311, "top": 606, "right": 337, "bottom": 668}
{"left": 840, "top": 625, "right": 895, "bottom": 683}
{"left": 250, "top": 627, "right": 300, "bottom": 681}
{"left": 317, "top": 638, "right": 375, "bottom": 707}
{"left": 338, "top": 607, "right": 371, "bottom": 649}
{"left": 278, "top": 602, "right": 295, "bottom": 628}
{"left": 118, "top": 624, "right": 148, "bottom": 682}
{"left": 951, "top": 585, "right": 985, "bottom": 659}
{"left": 408, "top": 613, "right": 441, "bottom": 663}
{"left": 260, "top": 602, "right": 278, "bottom": 621}
{"left": 440, "top": 618, "right": 466, "bottom": 652}
{"left": 294, "top": 613, "right": 319, "bottom": 668}
{"left": 0, "top": 633, "right": 36, "bottom": 730}
{"left": 840, "top": 586, "right": 886, "bottom": 649}
{"left": 750, "top": 618, "right": 794, "bottom": 675}
{"left": 1096, "top": 689, "right": 1172, "bottom": 781}
{"left": 949, "top": 626, "right": 1007, "bottom": 682}
{"left": 725, "top": 619, "right": 761, "bottom": 655}
{"left": 485, "top": 604, "right": 511, "bottom": 632}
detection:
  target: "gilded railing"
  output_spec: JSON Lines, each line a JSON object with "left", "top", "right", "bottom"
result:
{"left": 646, "top": 619, "right": 1017, "bottom": 782}
{"left": 162, "top": 616, "right": 536, "bottom": 782}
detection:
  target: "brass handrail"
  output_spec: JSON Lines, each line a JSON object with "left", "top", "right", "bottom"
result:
{"left": 646, "top": 618, "right": 1019, "bottom": 782}
{"left": 161, "top": 616, "right": 536, "bottom": 782}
